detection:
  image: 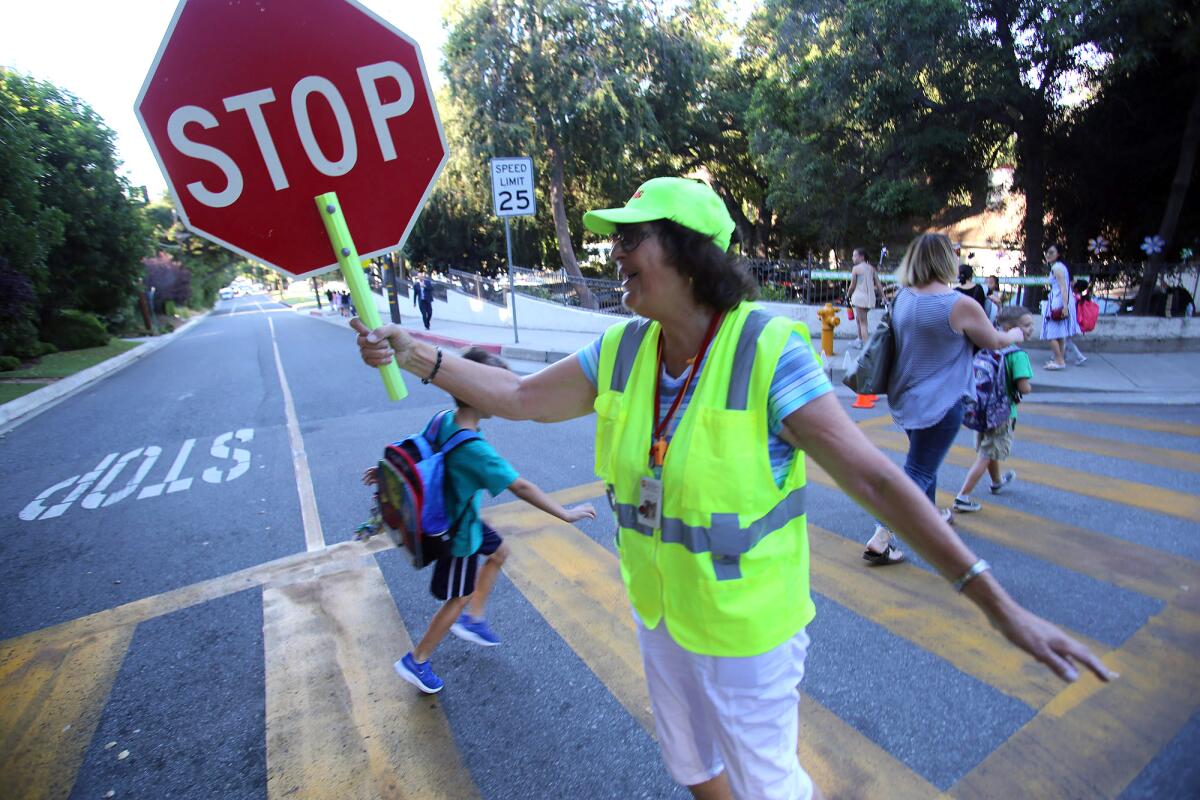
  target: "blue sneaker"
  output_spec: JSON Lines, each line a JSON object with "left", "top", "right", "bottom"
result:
{"left": 450, "top": 614, "right": 501, "bottom": 647}
{"left": 395, "top": 652, "right": 443, "bottom": 693}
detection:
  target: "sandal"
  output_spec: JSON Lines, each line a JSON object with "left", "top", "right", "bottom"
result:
{"left": 1043, "top": 362, "right": 1066, "bottom": 371}
{"left": 863, "top": 543, "right": 906, "bottom": 566}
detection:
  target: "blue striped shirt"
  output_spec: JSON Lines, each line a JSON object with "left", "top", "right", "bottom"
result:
{"left": 577, "top": 330, "right": 832, "bottom": 485}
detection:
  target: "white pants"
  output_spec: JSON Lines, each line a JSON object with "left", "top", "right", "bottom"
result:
{"left": 637, "top": 619, "right": 814, "bottom": 800}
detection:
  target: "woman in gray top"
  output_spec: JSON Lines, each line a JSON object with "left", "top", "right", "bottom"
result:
{"left": 864, "top": 233, "right": 1025, "bottom": 565}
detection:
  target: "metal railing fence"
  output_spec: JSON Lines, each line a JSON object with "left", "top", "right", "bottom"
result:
{"left": 413, "top": 258, "right": 1197, "bottom": 318}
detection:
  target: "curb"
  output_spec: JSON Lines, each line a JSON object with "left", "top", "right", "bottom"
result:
{"left": 0, "top": 313, "right": 209, "bottom": 430}
{"left": 301, "top": 305, "right": 553, "bottom": 361}
{"left": 410, "top": 330, "right": 502, "bottom": 355}
{"left": 499, "top": 345, "right": 573, "bottom": 364}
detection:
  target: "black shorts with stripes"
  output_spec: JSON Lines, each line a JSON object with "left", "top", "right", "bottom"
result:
{"left": 430, "top": 525, "right": 503, "bottom": 601}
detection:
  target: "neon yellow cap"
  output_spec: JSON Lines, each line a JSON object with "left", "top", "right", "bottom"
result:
{"left": 583, "top": 177, "right": 736, "bottom": 252}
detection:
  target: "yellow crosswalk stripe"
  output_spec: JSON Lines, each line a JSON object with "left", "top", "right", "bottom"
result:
{"left": 487, "top": 492, "right": 941, "bottom": 800}
{"left": 806, "top": 464, "right": 1200, "bottom": 603}
{"left": 1016, "top": 422, "right": 1200, "bottom": 474}
{"left": 262, "top": 557, "right": 479, "bottom": 800}
{"left": 948, "top": 604, "right": 1200, "bottom": 799}
{"left": 937, "top": 490, "right": 1200, "bottom": 602}
{"left": 807, "top": 525, "right": 1105, "bottom": 709}
{"left": 863, "top": 427, "right": 1200, "bottom": 522}
{"left": 1, "top": 537, "right": 391, "bottom": 657}
{"left": 1022, "top": 404, "right": 1200, "bottom": 438}
{"left": 0, "top": 625, "right": 134, "bottom": 800}
{"left": 490, "top": 514, "right": 652, "bottom": 729}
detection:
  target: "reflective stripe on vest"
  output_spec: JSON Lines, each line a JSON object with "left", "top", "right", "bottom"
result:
{"left": 726, "top": 309, "right": 773, "bottom": 410}
{"left": 609, "top": 485, "right": 806, "bottom": 579}
{"left": 610, "top": 319, "right": 653, "bottom": 392}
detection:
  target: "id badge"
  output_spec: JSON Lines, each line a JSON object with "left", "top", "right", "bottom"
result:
{"left": 637, "top": 477, "right": 663, "bottom": 529}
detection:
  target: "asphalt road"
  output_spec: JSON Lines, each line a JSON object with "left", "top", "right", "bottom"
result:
{"left": 2, "top": 294, "right": 1198, "bottom": 799}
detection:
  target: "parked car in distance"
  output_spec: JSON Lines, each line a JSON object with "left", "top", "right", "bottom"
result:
{"left": 219, "top": 287, "right": 234, "bottom": 300}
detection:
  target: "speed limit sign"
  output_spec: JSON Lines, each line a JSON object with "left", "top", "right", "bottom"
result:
{"left": 490, "top": 157, "right": 536, "bottom": 217}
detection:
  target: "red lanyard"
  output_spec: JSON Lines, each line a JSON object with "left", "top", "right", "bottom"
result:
{"left": 650, "top": 312, "right": 724, "bottom": 467}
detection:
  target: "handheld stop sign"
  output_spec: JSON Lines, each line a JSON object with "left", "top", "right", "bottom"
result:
{"left": 136, "top": 0, "right": 450, "bottom": 400}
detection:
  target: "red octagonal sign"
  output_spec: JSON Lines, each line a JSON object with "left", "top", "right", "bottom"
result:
{"left": 137, "top": 0, "right": 447, "bottom": 277}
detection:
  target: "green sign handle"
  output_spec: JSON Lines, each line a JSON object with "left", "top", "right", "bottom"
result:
{"left": 315, "top": 192, "right": 408, "bottom": 401}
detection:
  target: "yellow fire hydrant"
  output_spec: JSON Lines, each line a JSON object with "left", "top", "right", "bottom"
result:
{"left": 817, "top": 303, "right": 840, "bottom": 357}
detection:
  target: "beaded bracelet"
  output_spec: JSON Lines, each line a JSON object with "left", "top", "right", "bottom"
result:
{"left": 421, "top": 347, "right": 443, "bottom": 384}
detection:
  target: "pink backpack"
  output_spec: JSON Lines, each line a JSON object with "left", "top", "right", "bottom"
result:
{"left": 1076, "top": 294, "right": 1099, "bottom": 333}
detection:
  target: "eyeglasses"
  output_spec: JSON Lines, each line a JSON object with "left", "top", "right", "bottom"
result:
{"left": 610, "top": 226, "right": 652, "bottom": 254}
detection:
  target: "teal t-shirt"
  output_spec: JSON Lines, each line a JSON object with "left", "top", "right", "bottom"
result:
{"left": 435, "top": 411, "right": 520, "bottom": 557}
{"left": 1005, "top": 349, "right": 1033, "bottom": 419}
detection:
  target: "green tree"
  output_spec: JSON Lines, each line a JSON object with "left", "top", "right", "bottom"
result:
{"left": 445, "top": 0, "right": 687, "bottom": 305}
{"left": 0, "top": 71, "right": 149, "bottom": 324}
{"left": 959, "top": 0, "right": 1136, "bottom": 276}
{"left": 0, "top": 73, "right": 67, "bottom": 356}
{"left": 639, "top": 1, "right": 777, "bottom": 256}
{"left": 745, "top": 0, "right": 1138, "bottom": 276}
{"left": 143, "top": 197, "right": 240, "bottom": 308}
{"left": 1044, "top": 33, "right": 1199, "bottom": 264}
{"left": 1099, "top": 0, "right": 1200, "bottom": 311}
{"left": 404, "top": 90, "right": 507, "bottom": 272}
{"left": 746, "top": 0, "right": 1007, "bottom": 254}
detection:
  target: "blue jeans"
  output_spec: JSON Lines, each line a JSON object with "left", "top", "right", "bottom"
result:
{"left": 901, "top": 398, "right": 965, "bottom": 505}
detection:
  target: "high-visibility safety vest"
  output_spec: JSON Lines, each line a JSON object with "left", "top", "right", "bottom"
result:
{"left": 594, "top": 301, "right": 817, "bottom": 657}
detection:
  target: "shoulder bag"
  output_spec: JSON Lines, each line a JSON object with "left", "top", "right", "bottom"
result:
{"left": 842, "top": 297, "right": 896, "bottom": 395}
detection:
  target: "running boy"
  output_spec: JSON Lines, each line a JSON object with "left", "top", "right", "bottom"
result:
{"left": 365, "top": 346, "right": 596, "bottom": 694}
{"left": 953, "top": 306, "right": 1035, "bottom": 512}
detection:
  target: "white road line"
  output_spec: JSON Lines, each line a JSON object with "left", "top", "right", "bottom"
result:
{"left": 268, "top": 316, "right": 325, "bottom": 552}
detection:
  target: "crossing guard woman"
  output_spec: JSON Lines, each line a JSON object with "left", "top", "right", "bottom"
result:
{"left": 351, "top": 178, "right": 1114, "bottom": 800}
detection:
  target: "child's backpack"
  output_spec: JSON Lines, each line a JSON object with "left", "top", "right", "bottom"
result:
{"left": 963, "top": 345, "right": 1019, "bottom": 433}
{"left": 1076, "top": 294, "right": 1099, "bottom": 333}
{"left": 376, "top": 410, "right": 478, "bottom": 568}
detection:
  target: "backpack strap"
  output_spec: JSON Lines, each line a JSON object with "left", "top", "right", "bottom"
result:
{"left": 440, "top": 428, "right": 481, "bottom": 454}
{"left": 437, "top": 425, "right": 482, "bottom": 541}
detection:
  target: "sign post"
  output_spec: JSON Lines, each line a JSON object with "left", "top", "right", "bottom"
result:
{"left": 489, "top": 157, "right": 536, "bottom": 343}
{"left": 383, "top": 257, "right": 402, "bottom": 324}
{"left": 136, "top": 0, "right": 448, "bottom": 399}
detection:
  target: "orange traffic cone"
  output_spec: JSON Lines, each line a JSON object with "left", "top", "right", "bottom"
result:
{"left": 851, "top": 393, "right": 877, "bottom": 409}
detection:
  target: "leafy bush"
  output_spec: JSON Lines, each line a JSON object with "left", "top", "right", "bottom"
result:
{"left": 164, "top": 300, "right": 177, "bottom": 317}
{"left": 144, "top": 252, "right": 191, "bottom": 311}
{"left": 0, "top": 256, "right": 44, "bottom": 358}
{"left": 758, "top": 283, "right": 792, "bottom": 302}
{"left": 41, "top": 309, "right": 110, "bottom": 351}
{"left": 0, "top": 355, "right": 20, "bottom": 371}
{"left": 103, "top": 296, "right": 151, "bottom": 337}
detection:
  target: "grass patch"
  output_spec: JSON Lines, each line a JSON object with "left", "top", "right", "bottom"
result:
{"left": 0, "top": 383, "right": 42, "bottom": 404}
{"left": 4, "top": 339, "right": 141, "bottom": 380}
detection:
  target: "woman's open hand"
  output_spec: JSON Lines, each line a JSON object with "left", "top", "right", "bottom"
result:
{"left": 991, "top": 602, "right": 1117, "bottom": 683}
{"left": 350, "top": 318, "right": 414, "bottom": 369}
{"left": 563, "top": 503, "right": 597, "bottom": 523}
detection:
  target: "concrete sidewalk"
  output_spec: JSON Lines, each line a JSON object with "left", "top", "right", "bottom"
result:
{"left": 304, "top": 295, "right": 1200, "bottom": 406}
